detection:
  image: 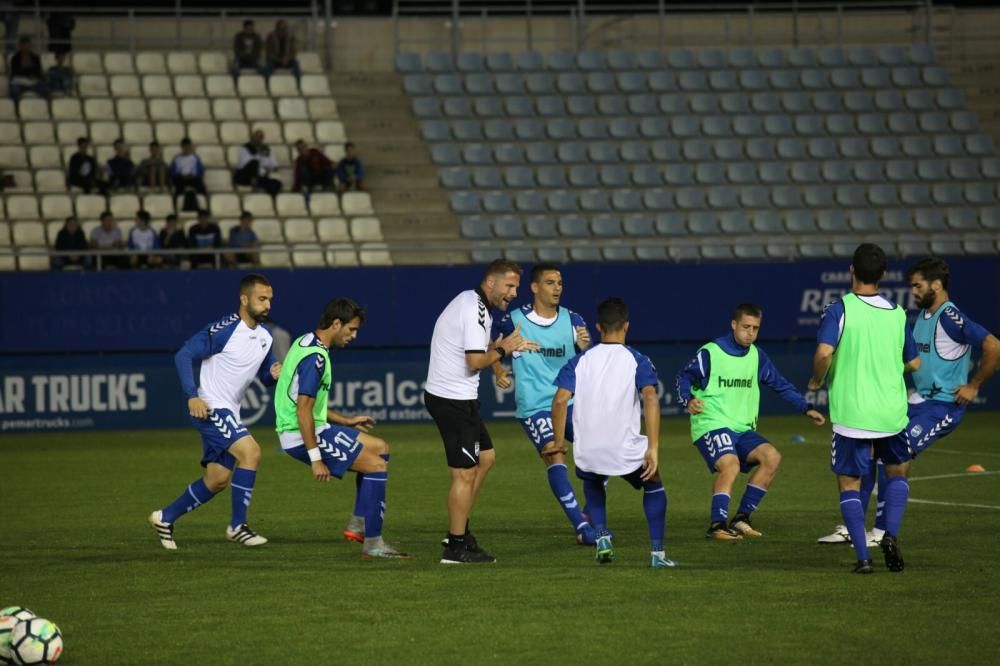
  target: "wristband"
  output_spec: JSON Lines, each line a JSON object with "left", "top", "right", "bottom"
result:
{"left": 496, "top": 345, "right": 507, "bottom": 359}
{"left": 307, "top": 447, "right": 322, "bottom": 463}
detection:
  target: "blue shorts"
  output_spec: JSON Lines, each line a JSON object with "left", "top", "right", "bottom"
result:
{"left": 519, "top": 406, "right": 574, "bottom": 453}
{"left": 192, "top": 408, "right": 249, "bottom": 470}
{"left": 283, "top": 425, "right": 364, "bottom": 479}
{"left": 576, "top": 466, "right": 647, "bottom": 490}
{"left": 830, "top": 431, "right": 910, "bottom": 476}
{"left": 694, "top": 428, "right": 769, "bottom": 474}
{"left": 906, "top": 400, "right": 965, "bottom": 457}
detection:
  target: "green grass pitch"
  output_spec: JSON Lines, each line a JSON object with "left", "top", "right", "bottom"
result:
{"left": 2, "top": 413, "right": 999, "bottom": 664}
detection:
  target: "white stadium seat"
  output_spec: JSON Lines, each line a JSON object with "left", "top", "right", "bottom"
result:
{"left": 283, "top": 120, "right": 315, "bottom": 144}
{"left": 197, "top": 144, "right": 226, "bottom": 168}
{"left": 309, "top": 192, "right": 341, "bottom": 216}
{"left": 45, "top": 220, "right": 63, "bottom": 244}
{"left": 18, "top": 251, "right": 52, "bottom": 271}
{"left": 253, "top": 218, "right": 283, "bottom": 242}
{"left": 142, "top": 193, "right": 174, "bottom": 218}
{"left": 317, "top": 217, "right": 349, "bottom": 242}
{"left": 308, "top": 98, "right": 338, "bottom": 119}
{"left": 84, "top": 98, "right": 114, "bottom": 120}
{"left": 23, "top": 121, "right": 56, "bottom": 144}
{"left": 167, "top": 52, "right": 198, "bottom": 75}
{"left": 72, "top": 52, "right": 104, "bottom": 74}
{"left": 3, "top": 169, "right": 32, "bottom": 191}
{"left": 149, "top": 98, "right": 180, "bottom": 120}
{"left": 142, "top": 75, "right": 174, "bottom": 97}
{"left": 292, "top": 247, "right": 326, "bottom": 267}
{"left": 0, "top": 221, "right": 9, "bottom": 245}
{"left": 237, "top": 75, "right": 268, "bottom": 97}
{"left": 244, "top": 97, "right": 275, "bottom": 120}
{"left": 217, "top": 217, "right": 240, "bottom": 240}
{"left": 91, "top": 120, "right": 121, "bottom": 144}
{"left": 104, "top": 52, "right": 135, "bottom": 74}
{"left": 18, "top": 98, "right": 50, "bottom": 119}
{"left": 12, "top": 220, "right": 45, "bottom": 248}
{"left": 57, "top": 120, "right": 88, "bottom": 144}
{"left": 259, "top": 244, "right": 291, "bottom": 267}
{"left": 35, "top": 170, "right": 66, "bottom": 193}
{"left": 110, "top": 194, "right": 141, "bottom": 219}
{"left": 248, "top": 121, "right": 280, "bottom": 143}
{"left": 301, "top": 74, "right": 330, "bottom": 96}
{"left": 0, "top": 120, "right": 19, "bottom": 143}
{"left": 116, "top": 98, "right": 148, "bottom": 120}
{"left": 41, "top": 194, "right": 74, "bottom": 219}
{"left": 342, "top": 192, "right": 374, "bottom": 216}
{"left": 204, "top": 168, "right": 233, "bottom": 192}
{"left": 29, "top": 145, "right": 62, "bottom": 169}
{"left": 123, "top": 121, "right": 154, "bottom": 145}
{"left": 75, "top": 194, "right": 107, "bottom": 219}
{"left": 210, "top": 193, "right": 242, "bottom": 218}
{"left": 78, "top": 75, "right": 109, "bottom": 97}
{"left": 155, "top": 121, "right": 186, "bottom": 145}
{"left": 205, "top": 75, "right": 236, "bottom": 98}
{"left": 359, "top": 242, "right": 392, "bottom": 266}
{"left": 6, "top": 195, "right": 40, "bottom": 219}
{"left": 180, "top": 98, "right": 212, "bottom": 121}
{"left": 350, "top": 216, "right": 383, "bottom": 241}
{"left": 198, "top": 52, "right": 229, "bottom": 74}
{"left": 52, "top": 98, "right": 83, "bottom": 120}
{"left": 326, "top": 245, "right": 359, "bottom": 267}
{"left": 269, "top": 74, "right": 298, "bottom": 97}
{"left": 174, "top": 74, "right": 206, "bottom": 97}
{"left": 110, "top": 74, "right": 141, "bottom": 97}
{"left": 188, "top": 121, "right": 220, "bottom": 145}
{"left": 219, "top": 121, "right": 249, "bottom": 145}
{"left": 136, "top": 52, "right": 167, "bottom": 74}
{"left": 277, "top": 97, "right": 308, "bottom": 120}
{"left": 242, "top": 193, "right": 275, "bottom": 217}
{"left": 213, "top": 97, "right": 244, "bottom": 120}
{"left": 284, "top": 218, "right": 317, "bottom": 242}
{"left": 324, "top": 143, "right": 346, "bottom": 162}
{"left": 276, "top": 193, "right": 309, "bottom": 217}
{"left": 0, "top": 145, "right": 27, "bottom": 167}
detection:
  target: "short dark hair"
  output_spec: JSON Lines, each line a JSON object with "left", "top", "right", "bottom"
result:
{"left": 732, "top": 303, "right": 762, "bottom": 321}
{"left": 318, "top": 298, "right": 366, "bottom": 329}
{"left": 165, "top": 213, "right": 178, "bottom": 223}
{"left": 243, "top": 19, "right": 254, "bottom": 27}
{"left": 596, "top": 297, "right": 629, "bottom": 332}
{"left": 240, "top": 210, "right": 252, "bottom": 220}
{"left": 345, "top": 142, "right": 355, "bottom": 150}
{"left": 482, "top": 259, "right": 523, "bottom": 281}
{"left": 64, "top": 215, "right": 77, "bottom": 225}
{"left": 149, "top": 141, "right": 159, "bottom": 149}
{"left": 851, "top": 243, "right": 888, "bottom": 285}
{"left": 77, "top": 136, "right": 89, "bottom": 146}
{"left": 100, "top": 210, "right": 112, "bottom": 221}
{"left": 18, "top": 36, "right": 30, "bottom": 46}
{"left": 197, "top": 208, "right": 210, "bottom": 218}
{"left": 530, "top": 263, "right": 561, "bottom": 284}
{"left": 906, "top": 256, "right": 950, "bottom": 290}
{"left": 180, "top": 137, "right": 192, "bottom": 146}
{"left": 239, "top": 273, "right": 271, "bottom": 296}
{"left": 136, "top": 210, "right": 151, "bottom": 223}
{"left": 113, "top": 138, "right": 124, "bottom": 146}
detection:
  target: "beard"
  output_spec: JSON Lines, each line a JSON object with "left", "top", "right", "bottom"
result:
{"left": 249, "top": 309, "right": 270, "bottom": 323}
{"left": 917, "top": 292, "right": 936, "bottom": 309}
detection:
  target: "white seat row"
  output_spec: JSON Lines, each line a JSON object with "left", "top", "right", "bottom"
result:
{"left": 23, "top": 96, "right": 338, "bottom": 121}
{"left": 71, "top": 73, "right": 331, "bottom": 99}
{"left": 53, "top": 51, "right": 323, "bottom": 76}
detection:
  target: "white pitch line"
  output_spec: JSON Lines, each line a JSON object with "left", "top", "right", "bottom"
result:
{"left": 909, "top": 471, "right": 1000, "bottom": 482}
{"left": 910, "top": 498, "right": 1000, "bottom": 511}
{"left": 929, "top": 448, "right": 1000, "bottom": 459}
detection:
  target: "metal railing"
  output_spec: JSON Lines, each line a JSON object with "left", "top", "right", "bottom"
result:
{"left": 392, "top": 0, "right": 934, "bottom": 56}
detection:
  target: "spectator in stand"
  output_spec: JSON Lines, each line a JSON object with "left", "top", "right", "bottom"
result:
{"left": 67, "top": 136, "right": 107, "bottom": 195}
{"left": 52, "top": 215, "right": 89, "bottom": 270}
{"left": 158, "top": 213, "right": 187, "bottom": 268}
{"left": 231, "top": 19, "right": 266, "bottom": 81}
{"left": 46, "top": 11, "right": 74, "bottom": 94}
{"left": 292, "top": 139, "right": 335, "bottom": 193}
{"left": 9, "top": 36, "right": 49, "bottom": 103}
{"left": 169, "top": 137, "right": 206, "bottom": 211}
{"left": 90, "top": 211, "right": 127, "bottom": 270}
{"left": 136, "top": 141, "right": 169, "bottom": 191}
{"left": 335, "top": 142, "right": 365, "bottom": 193}
{"left": 106, "top": 138, "right": 135, "bottom": 191}
{"left": 128, "top": 209, "right": 162, "bottom": 269}
{"left": 187, "top": 209, "right": 222, "bottom": 269}
{"left": 226, "top": 210, "right": 259, "bottom": 266}
{"left": 265, "top": 19, "right": 300, "bottom": 86}
{"left": 234, "top": 129, "right": 282, "bottom": 197}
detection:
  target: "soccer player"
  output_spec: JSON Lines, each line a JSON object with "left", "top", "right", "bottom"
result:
{"left": 549, "top": 297, "right": 677, "bottom": 568}
{"left": 676, "top": 303, "right": 826, "bottom": 541}
{"left": 148, "top": 273, "right": 280, "bottom": 550}
{"left": 424, "top": 260, "right": 538, "bottom": 564}
{"left": 818, "top": 256, "right": 1000, "bottom": 546}
{"left": 492, "top": 264, "right": 597, "bottom": 545}
{"left": 808, "top": 243, "right": 921, "bottom": 574}
{"left": 274, "top": 298, "right": 407, "bottom": 559}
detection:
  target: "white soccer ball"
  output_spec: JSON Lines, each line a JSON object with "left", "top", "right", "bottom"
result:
{"left": 9, "top": 618, "right": 62, "bottom": 665}
{"left": 0, "top": 615, "right": 20, "bottom": 665}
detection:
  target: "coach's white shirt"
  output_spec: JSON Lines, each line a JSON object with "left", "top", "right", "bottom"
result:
{"left": 554, "top": 343, "right": 660, "bottom": 476}
{"left": 425, "top": 289, "right": 493, "bottom": 400}
{"left": 199, "top": 316, "right": 273, "bottom": 415}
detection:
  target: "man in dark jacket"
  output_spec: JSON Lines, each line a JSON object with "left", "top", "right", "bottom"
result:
{"left": 9, "top": 36, "right": 49, "bottom": 102}
{"left": 67, "top": 136, "right": 107, "bottom": 195}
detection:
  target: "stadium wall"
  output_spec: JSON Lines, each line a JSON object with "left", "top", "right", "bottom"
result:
{"left": 0, "top": 258, "right": 997, "bottom": 430}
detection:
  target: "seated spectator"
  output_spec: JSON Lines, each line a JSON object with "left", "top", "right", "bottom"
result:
{"left": 234, "top": 129, "right": 282, "bottom": 197}
{"left": 106, "top": 138, "right": 135, "bottom": 191}
{"left": 67, "top": 136, "right": 107, "bottom": 195}
{"left": 335, "top": 142, "right": 365, "bottom": 193}
{"left": 231, "top": 19, "right": 266, "bottom": 80}
{"left": 9, "top": 36, "right": 49, "bottom": 103}
{"left": 47, "top": 51, "right": 74, "bottom": 96}
{"left": 135, "top": 141, "right": 169, "bottom": 191}
{"left": 158, "top": 213, "right": 187, "bottom": 267}
{"left": 128, "top": 209, "right": 161, "bottom": 269}
{"left": 169, "top": 137, "right": 206, "bottom": 211}
{"left": 52, "top": 215, "right": 89, "bottom": 270}
{"left": 292, "top": 140, "right": 335, "bottom": 193}
{"left": 89, "top": 211, "right": 127, "bottom": 270}
{"left": 226, "top": 210, "right": 259, "bottom": 266}
{"left": 187, "top": 209, "right": 222, "bottom": 269}
{"left": 265, "top": 19, "right": 300, "bottom": 86}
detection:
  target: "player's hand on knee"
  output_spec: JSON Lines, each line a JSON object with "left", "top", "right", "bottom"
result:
{"left": 311, "top": 461, "right": 331, "bottom": 482}
{"left": 188, "top": 397, "right": 209, "bottom": 419}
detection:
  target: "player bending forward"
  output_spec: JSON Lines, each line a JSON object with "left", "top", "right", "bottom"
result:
{"left": 549, "top": 298, "right": 677, "bottom": 568}
{"left": 275, "top": 298, "right": 408, "bottom": 559}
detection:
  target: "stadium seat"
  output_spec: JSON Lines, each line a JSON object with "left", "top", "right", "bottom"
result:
{"left": 104, "top": 52, "right": 134, "bottom": 74}
{"left": 173, "top": 75, "right": 206, "bottom": 98}
{"left": 123, "top": 121, "right": 153, "bottom": 145}
{"left": 914, "top": 209, "right": 948, "bottom": 231}
{"left": 314, "top": 217, "right": 349, "bottom": 242}
{"left": 206, "top": 75, "right": 237, "bottom": 98}
{"left": 258, "top": 244, "right": 290, "bottom": 268}
{"left": 350, "top": 217, "right": 382, "bottom": 242}
{"left": 326, "top": 245, "right": 359, "bottom": 267}
{"left": 270, "top": 74, "right": 298, "bottom": 97}
{"left": 472, "top": 167, "right": 502, "bottom": 189}
{"left": 558, "top": 215, "right": 589, "bottom": 237}
{"left": 244, "top": 97, "right": 275, "bottom": 120}
{"left": 35, "top": 170, "right": 65, "bottom": 194}
{"left": 6, "top": 195, "right": 39, "bottom": 220}
{"left": 281, "top": 218, "right": 316, "bottom": 243}
{"left": 525, "top": 215, "right": 558, "bottom": 238}
{"left": 40, "top": 193, "right": 73, "bottom": 219}
{"left": 494, "top": 216, "right": 525, "bottom": 239}
{"left": 881, "top": 209, "right": 913, "bottom": 231}
{"left": 460, "top": 216, "right": 491, "bottom": 240}
{"left": 156, "top": 122, "right": 186, "bottom": 145}
{"left": 515, "top": 191, "right": 545, "bottom": 213}
{"left": 23, "top": 121, "right": 56, "bottom": 144}
{"left": 292, "top": 247, "right": 327, "bottom": 268}
{"left": 341, "top": 192, "right": 373, "bottom": 216}
{"left": 109, "top": 194, "right": 140, "bottom": 220}
{"left": 149, "top": 98, "right": 180, "bottom": 120}
{"left": 142, "top": 74, "right": 173, "bottom": 97}
{"left": 12, "top": 220, "right": 46, "bottom": 246}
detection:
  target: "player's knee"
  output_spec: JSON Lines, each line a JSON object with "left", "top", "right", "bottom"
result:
{"left": 716, "top": 455, "right": 740, "bottom": 475}
{"left": 764, "top": 448, "right": 782, "bottom": 471}
{"left": 479, "top": 449, "right": 495, "bottom": 470}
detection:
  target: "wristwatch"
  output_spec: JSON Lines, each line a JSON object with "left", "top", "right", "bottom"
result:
{"left": 496, "top": 344, "right": 507, "bottom": 359}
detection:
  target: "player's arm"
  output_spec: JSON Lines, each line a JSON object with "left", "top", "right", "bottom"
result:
{"left": 255, "top": 348, "right": 281, "bottom": 386}
{"left": 809, "top": 301, "right": 842, "bottom": 390}
{"left": 758, "top": 351, "right": 825, "bottom": 425}
{"left": 946, "top": 310, "right": 1000, "bottom": 404}
{"left": 326, "top": 408, "right": 376, "bottom": 432}
{"left": 465, "top": 322, "right": 538, "bottom": 371}
{"left": 292, "top": 355, "right": 332, "bottom": 481}
{"left": 546, "top": 387, "right": 573, "bottom": 458}
{"left": 490, "top": 313, "right": 515, "bottom": 388}
{"left": 570, "top": 311, "right": 591, "bottom": 351}
{"left": 808, "top": 343, "right": 835, "bottom": 390}
{"left": 173, "top": 327, "right": 223, "bottom": 419}
{"left": 676, "top": 350, "right": 708, "bottom": 414}
{"left": 640, "top": 385, "right": 660, "bottom": 481}
{"left": 903, "top": 323, "right": 921, "bottom": 374}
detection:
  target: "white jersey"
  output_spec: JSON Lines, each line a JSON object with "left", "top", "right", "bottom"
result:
{"left": 554, "top": 343, "right": 660, "bottom": 476}
{"left": 425, "top": 289, "right": 493, "bottom": 400}
{"left": 179, "top": 313, "right": 274, "bottom": 416}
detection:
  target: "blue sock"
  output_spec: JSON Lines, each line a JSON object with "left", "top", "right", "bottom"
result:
{"left": 161, "top": 478, "right": 216, "bottom": 524}
{"left": 710, "top": 492, "right": 730, "bottom": 524}
{"left": 860, "top": 461, "right": 878, "bottom": 516}
{"left": 874, "top": 463, "right": 889, "bottom": 532}
{"left": 230, "top": 468, "right": 256, "bottom": 529}
{"left": 547, "top": 464, "right": 589, "bottom": 534}
{"left": 839, "top": 490, "right": 870, "bottom": 561}
{"left": 883, "top": 476, "right": 909, "bottom": 536}
{"left": 642, "top": 480, "right": 666, "bottom": 552}
{"left": 354, "top": 453, "right": 390, "bottom": 519}
{"left": 737, "top": 484, "right": 767, "bottom": 516}
{"left": 581, "top": 476, "right": 608, "bottom": 533}
{"left": 359, "top": 471, "right": 387, "bottom": 539}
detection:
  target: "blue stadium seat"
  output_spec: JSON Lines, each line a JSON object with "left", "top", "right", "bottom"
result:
{"left": 525, "top": 72, "right": 556, "bottom": 94}
{"left": 690, "top": 92, "right": 720, "bottom": 114}
{"left": 443, "top": 97, "right": 474, "bottom": 117}
{"left": 623, "top": 213, "right": 655, "bottom": 236}
{"left": 804, "top": 185, "right": 835, "bottom": 208}
{"left": 486, "top": 52, "right": 515, "bottom": 72}
{"left": 471, "top": 246, "right": 503, "bottom": 265}
{"left": 740, "top": 69, "right": 769, "bottom": 91}
{"left": 966, "top": 134, "right": 995, "bottom": 156}
{"left": 857, "top": 114, "right": 887, "bottom": 134}
{"left": 631, "top": 164, "right": 661, "bottom": 186}
{"left": 904, "top": 89, "right": 934, "bottom": 111}
{"left": 517, "top": 51, "right": 544, "bottom": 71}
{"left": 546, "top": 51, "right": 575, "bottom": 72}
{"left": 577, "top": 50, "right": 607, "bottom": 71}
{"left": 431, "top": 143, "right": 461, "bottom": 165}
{"left": 413, "top": 97, "right": 442, "bottom": 118}
{"left": 708, "top": 186, "right": 739, "bottom": 209}
{"left": 649, "top": 71, "right": 678, "bottom": 92}
{"left": 494, "top": 215, "right": 525, "bottom": 239}
{"left": 536, "top": 247, "right": 568, "bottom": 263}
{"left": 609, "top": 49, "right": 638, "bottom": 70}
{"left": 838, "top": 137, "right": 870, "bottom": 159}
{"left": 579, "top": 118, "right": 609, "bottom": 140}
{"left": 557, "top": 142, "right": 587, "bottom": 163}
{"left": 861, "top": 68, "right": 891, "bottom": 89}
{"left": 503, "top": 96, "right": 533, "bottom": 117}
{"left": 703, "top": 116, "right": 732, "bottom": 138}
{"left": 909, "top": 44, "right": 936, "bottom": 65}
{"left": 544, "top": 118, "right": 575, "bottom": 141}
{"left": 807, "top": 137, "right": 838, "bottom": 159}
{"left": 671, "top": 115, "right": 700, "bottom": 138}
{"left": 877, "top": 45, "right": 906, "bottom": 66}
{"left": 464, "top": 73, "right": 493, "bottom": 95}
{"left": 451, "top": 191, "right": 481, "bottom": 214}
{"left": 395, "top": 52, "right": 421, "bottom": 73}
{"left": 654, "top": 212, "right": 686, "bottom": 234}
{"left": 588, "top": 142, "right": 618, "bottom": 163}
{"left": 750, "top": 92, "right": 780, "bottom": 113}
{"left": 669, "top": 48, "right": 696, "bottom": 69}
{"left": 885, "top": 160, "right": 916, "bottom": 182}
{"left": 770, "top": 114, "right": 802, "bottom": 137}
{"left": 901, "top": 183, "right": 932, "bottom": 206}
{"left": 618, "top": 71, "right": 648, "bottom": 94}
{"left": 462, "top": 143, "right": 493, "bottom": 165}
{"left": 949, "top": 158, "right": 980, "bottom": 180}
{"left": 440, "top": 166, "right": 472, "bottom": 189}
{"left": 923, "top": 66, "right": 950, "bottom": 87}
{"left": 903, "top": 136, "right": 934, "bottom": 158}
{"left": 930, "top": 240, "right": 963, "bottom": 256}
{"left": 592, "top": 213, "right": 624, "bottom": 236}
{"left": 713, "top": 139, "right": 744, "bottom": 161}
{"left": 536, "top": 165, "right": 567, "bottom": 188}
{"left": 566, "top": 95, "right": 596, "bottom": 116}
{"left": 980, "top": 207, "right": 1000, "bottom": 230}
{"left": 536, "top": 96, "right": 565, "bottom": 117}
{"left": 460, "top": 215, "right": 491, "bottom": 239}
{"left": 525, "top": 215, "right": 558, "bottom": 238}
{"left": 933, "top": 135, "right": 964, "bottom": 157}
{"left": 819, "top": 47, "right": 847, "bottom": 67}
{"left": 982, "top": 157, "right": 1000, "bottom": 179}
{"left": 769, "top": 70, "right": 798, "bottom": 91}
{"left": 703, "top": 245, "right": 737, "bottom": 260}
{"left": 785, "top": 209, "right": 819, "bottom": 233}
{"left": 556, "top": 73, "right": 585, "bottom": 94}
{"left": 688, "top": 212, "right": 719, "bottom": 235}
{"left": 487, "top": 119, "right": 518, "bottom": 141}
{"left": 482, "top": 191, "right": 513, "bottom": 213}
{"left": 887, "top": 112, "right": 918, "bottom": 134}
{"left": 627, "top": 94, "right": 658, "bottom": 115}
{"left": 822, "top": 161, "right": 853, "bottom": 183}
{"left": 515, "top": 191, "right": 546, "bottom": 213}
{"left": 728, "top": 163, "right": 757, "bottom": 184}
{"left": 869, "top": 184, "right": 900, "bottom": 206}
{"left": 740, "top": 186, "right": 771, "bottom": 208}
{"left": 946, "top": 207, "right": 980, "bottom": 231}
{"left": 781, "top": 91, "right": 811, "bottom": 113}
{"left": 771, "top": 185, "right": 803, "bottom": 208}
{"left": 853, "top": 161, "right": 884, "bottom": 183}
{"left": 434, "top": 74, "right": 462, "bottom": 95}
{"left": 964, "top": 182, "right": 996, "bottom": 205}
{"left": 892, "top": 66, "right": 921, "bottom": 87}
{"left": 426, "top": 52, "right": 454, "bottom": 72}
{"left": 800, "top": 69, "right": 829, "bottom": 90}
{"left": 699, "top": 48, "right": 728, "bottom": 69}
{"left": 621, "top": 141, "right": 652, "bottom": 163}
{"left": 836, "top": 184, "right": 868, "bottom": 207}
{"left": 588, "top": 72, "right": 617, "bottom": 94}
{"left": 897, "top": 240, "right": 931, "bottom": 257}
{"left": 751, "top": 210, "right": 783, "bottom": 233}
{"left": 603, "top": 246, "right": 636, "bottom": 262}
{"left": 453, "top": 119, "right": 483, "bottom": 141}
{"left": 795, "top": 115, "right": 825, "bottom": 135}
{"left": 759, "top": 161, "right": 790, "bottom": 184}
{"left": 580, "top": 189, "right": 610, "bottom": 211}
{"left": 881, "top": 209, "right": 913, "bottom": 231}
{"left": 747, "top": 138, "right": 777, "bottom": 160}
{"left": 871, "top": 136, "right": 902, "bottom": 159}
{"left": 600, "top": 165, "right": 630, "bottom": 188}
{"left": 570, "top": 247, "right": 604, "bottom": 262}
{"left": 845, "top": 91, "right": 875, "bottom": 113}
{"left": 676, "top": 187, "right": 708, "bottom": 210}
{"left": 525, "top": 142, "right": 557, "bottom": 164}
{"left": 963, "top": 238, "right": 997, "bottom": 255}
{"left": 404, "top": 74, "right": 432, "bottom": 95}
{"left": 756, "top": 48, "right": 786, "bottom": 68}
{"left": 658, "top": 93, "right": 685, "bottom": 113}
{"left": 733, "top": 115, "right": 764, "bottom": 137}
{"left": 709, "top": 70, "right": 739, "bottom": 91}
{"left": 495, "top": 73, "right": 525, "bottom": 95}
{"left": 791, "top": 161, "right": 821, "bottom": 183}
{"left": 640, "top": 117, "right": 669, "bottom": 138}
{"left": 664, "top": 163, "right": 695, "bottom": 186}
{"left": 558, "top": 214, "right": 589, "bottom": 237}
{"left": 503, "top": 166, "right": 535, "bottom": 189}
{"left": 830, "top": 68, "right": 860, "bottom": 88}
{"left": 644, "top": 190, "right": 674, "bottom": 211}
{"left": 609, "top": 117, "right": 639, "bottom": 140}
{"left": 569, "top": 165, "right": 599, "bottom": 187}
{"left": 937, "top": 88, "right": 965, "bottom": 110}
{"left": 668, "top": 245, "right": 700, "bottom": 260}
{"left": 950, "top": 111, "right": 979, "bottom": 133}
{"left": 817, "top": 210, "right": 850, "bottom": 232}
{"left": 919, "top": 112, "right": 949, "bottom": 133}
{"left": 421, "top": 120, "right": 450, "bottom": 142}
{"left": 651, "top": 140, "right": 682, "bottom": 162}
{"left": 457, "top": 52, "right": 485, "bottom": 72}
{"left": 813, "top": 91, "right": 842, "bottom": 113}
{"left": 917, "top": 159, "right": 948, "bottom": 181}
{"left": 597, "top": 95, "right": 627, "bottom": 116}
{"left": 720, "top": 211, "right": 752, "bottom": 233}
{"left": 789, "top": 48, "right": 818, "bottom": 67}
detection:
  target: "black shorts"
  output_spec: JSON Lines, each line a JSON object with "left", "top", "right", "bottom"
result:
{"left": 424, "top": 391, "right": 494, "bottom": 469}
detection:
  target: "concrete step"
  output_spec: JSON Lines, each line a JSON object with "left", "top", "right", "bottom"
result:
{"left": 389, "top": 249, "right": 472, "bottom": 266}
{"left": 350, "top": 140, "right": 430, "bottom": 166}
{"left": 377, "top": 212, "right": 461, "bottom": 241}
{"left": 336, "top": 96, "right": 414, "bottom": 119}
{"left": 328, "top": 72, "right": 402, "bottom": 96}
{"left": 373, "top": 189, "right": 450, "bottom": 214}
{"left": 337, "top": 114, "right": 421, "bottom": 140}
{"left": 366, "top": 172, "right": 440, "bottom": 191}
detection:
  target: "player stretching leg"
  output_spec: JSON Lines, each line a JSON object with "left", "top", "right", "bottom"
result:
{"left": 677, "top": 304, "right": 826, "bottom": 541}
{"left": 149, "top": 274, "right": 280, "bottom": 550}
{"left": 550, "top": 298, "right": 676, "bottom": 568}
{"left": 492, "top": 264, "right": 597, "bottom": 545}
{"left": 275, "top": 298, "right": 408, "bottom": 559}
{"left": 818, "top": 257, "right": 1000, "bottom": 546}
